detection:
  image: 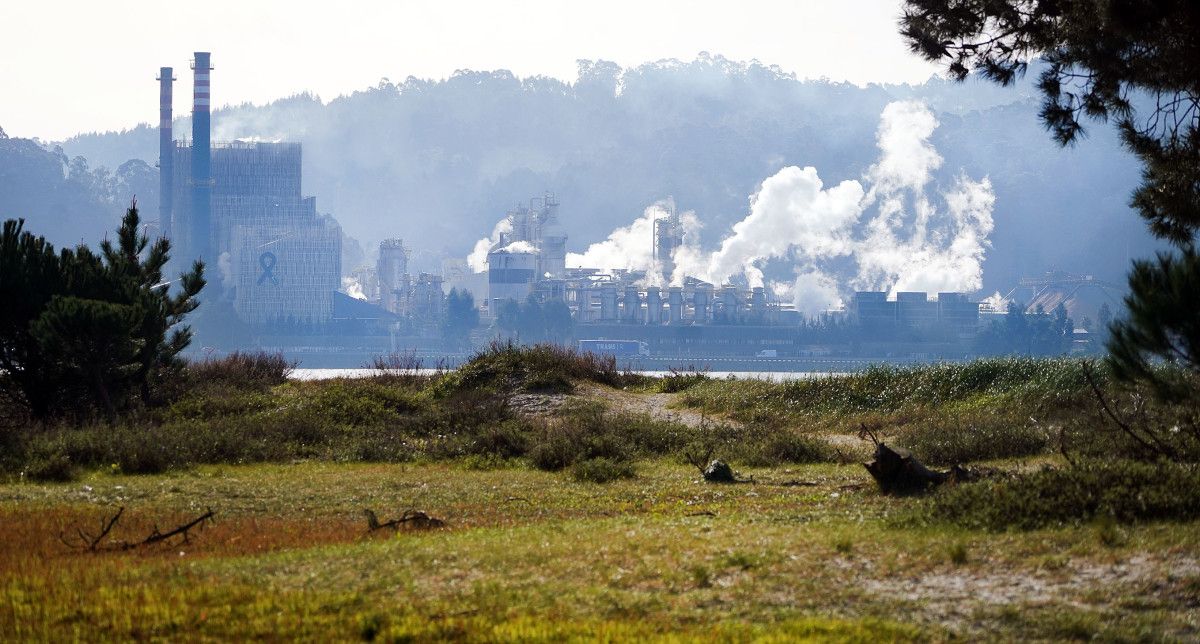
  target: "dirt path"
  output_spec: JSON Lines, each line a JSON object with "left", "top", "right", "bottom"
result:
{"left": 576, "top": 383, "right": 723, "bottom": 429}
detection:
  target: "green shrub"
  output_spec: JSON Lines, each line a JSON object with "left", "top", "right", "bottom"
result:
{"left": 733, "top": 427, "right": 835, "bottom": 467}
{"left": 656, "top": 369, "right": 709, "bottom": 394}
{"left": 437, "top": 341, "right": 628, "bottom": 395}
{"left": 571, "top": 457, "right": 636, "bottom": 483}
{"left": 186, "top": 351, "right": 295, "bottom": 392}
{"left": 897, "top": 416, "right": 1049, "bottom": 465}
{"left": 915, "top": 459, "right": 1200, "bottom": 530}
{"left": 680, "top": 358, "right": 1097, "bottom": 423}
{"left": 23, "top": 445, "right": 76, "bottom": 482}
{"left": 526, "top": 406, "right": 689, "bottom": 471}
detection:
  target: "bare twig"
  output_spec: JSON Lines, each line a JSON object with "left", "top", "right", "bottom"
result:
{"left": 59, "top": 506, "right": 125, "bottom": 551}
{"left": 683, "top": 445, "right": 715, "bottom": 477}
{"left": 60, "top": 507, "right": 215, "bottom": 552}
{"left": 1082, "top": 360, "right": 1177, "bottom": 460}
{"left": 857, "top": 423, "right": 880, "bottom": 447}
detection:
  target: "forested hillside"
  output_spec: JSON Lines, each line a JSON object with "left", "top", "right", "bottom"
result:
{"left": 0, "top": 125, "right": 157, "bottom": 246}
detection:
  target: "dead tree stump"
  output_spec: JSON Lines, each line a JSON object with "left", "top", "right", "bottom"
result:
{"left": 864, "top": 442, "right": 949, "bottom": 495}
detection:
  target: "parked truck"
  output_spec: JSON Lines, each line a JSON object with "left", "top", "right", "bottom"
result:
{"left": 577, "top": 339, "right": 650, "bottom": 357}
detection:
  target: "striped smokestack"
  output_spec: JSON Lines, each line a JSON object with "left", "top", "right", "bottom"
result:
{"left": 190, "top": 52, "right": 213, "bottom": 262}
{"left": 157, "top": 67, "right": 175, "bottom": 239}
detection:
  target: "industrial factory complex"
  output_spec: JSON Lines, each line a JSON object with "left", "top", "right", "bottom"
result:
{"left": 156, "top": 52, "right": 1113, "bottom": 366}
{"left": 158, "top": 55, "right": 341, "bottom": 330}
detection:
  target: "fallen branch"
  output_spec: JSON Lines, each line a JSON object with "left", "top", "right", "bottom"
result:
{"left": 140, "top": 508, "right": 216, "bottom": 547}
{"left": 60, "top": 507, "right": 215, "bottom": 552}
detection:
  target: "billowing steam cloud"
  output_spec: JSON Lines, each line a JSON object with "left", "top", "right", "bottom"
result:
{"left": 699, "top": 100, "right": 993, "bottom": 316}
{"left": 467, "top": 218, "right": 513, "bottom": 272}
{"left": 567, "top": 198, "right": 702, "bottom": 286}
{"left": 703, "top": 166, "right": 864, "bottom": 288}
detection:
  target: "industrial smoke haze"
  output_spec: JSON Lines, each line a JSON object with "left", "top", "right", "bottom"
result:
{"left": 467, "top": 218, "right": 514, "bottom": 272}
{"left": 565, "top": 197, "right": 703, "bottom": 286}
{"left": 567, "top": 100, "right": 996, "bottom": 317}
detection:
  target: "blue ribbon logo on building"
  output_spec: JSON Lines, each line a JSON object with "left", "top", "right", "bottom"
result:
{"left": 257, "top": 251, "right": 279, "bottom": 286}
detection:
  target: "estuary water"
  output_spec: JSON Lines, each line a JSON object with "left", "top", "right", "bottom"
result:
{"left": 290, "top": 368, "right": 844, "bottom": 381}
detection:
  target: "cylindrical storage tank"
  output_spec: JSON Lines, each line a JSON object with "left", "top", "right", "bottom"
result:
{"left": 487, "top": 250, "right": 536, "bottom": 312}
{"left": 751, "top": 286, "right": 766, "bottom": 315}
{"left": 668, "top": 287, "right": 684, "bottom": 324}
{"left": 623, "top": 285, "right": 640, "bottom": 323}
{"left": 600, "top": 286, "right": 618, "bottom": 321}
{"left": 722, "top": 286, "right": 740, "bottom": 320}
{"left": 693, "top": 286, "right": 712, "bottom": 323}
{"left": 645, "top": 287, "right": 662, "bottom": 324}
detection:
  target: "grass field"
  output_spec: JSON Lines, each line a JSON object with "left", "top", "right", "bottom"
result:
{"left": 3, "top": 458, "right": 1199, "bottom": 641}
{"left": 2, "top": 349, "right": 1198, "bottom": 640}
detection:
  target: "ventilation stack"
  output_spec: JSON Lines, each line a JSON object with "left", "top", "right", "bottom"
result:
{"left": 668, "top": 287, "right": 684, "bottom": 324}
{"left": 645, "top": 287, "right": 662, "bottom": 324}
{"left": 157, "top": 67, "right": 175, "bottom": 239}
{"left": 190, "top": 52, "right": 213, "bottom": 262}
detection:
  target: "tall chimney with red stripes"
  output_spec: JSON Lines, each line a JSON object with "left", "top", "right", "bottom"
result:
{"left": 157, "top": 67, "right": 175, "bottom": 239}
{"left": 190, "top": 52, "right": 213, "bottom": 262}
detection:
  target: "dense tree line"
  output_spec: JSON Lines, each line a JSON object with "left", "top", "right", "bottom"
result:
{"left": 495, "top": 295, "right": 574, "bottom": 345}
{"left": 441, "top": 288, "right": 480, "bottom": 349}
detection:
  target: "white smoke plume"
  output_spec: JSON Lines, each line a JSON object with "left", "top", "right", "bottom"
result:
{"left": 218, "top": 251, "right": 235, "bottom": 289}
{"left": 851, "top": 100, "right": 994, "bottom": 297}
{"left": 704, "top": 166, "right": 864, "bottom": 287}
{"left": 775, "top": 270, "right": 843, "bottom": 319}
{"left": 467, "top": 217, "right": 513, "bottom": 273}
{"left": 704, "top": 99, "right": 994, "bottom": 315}
{"left": 979, "top": 291, "right": 1008, "bottom": 313}
{"left": 567, "top": 198, "right": 702, "bottom": 286}
{"left": 341, "top": 276, "right": 367, "bottom": 301}
{"left": 497, "top": 240, "right": 539, "bottom": 254}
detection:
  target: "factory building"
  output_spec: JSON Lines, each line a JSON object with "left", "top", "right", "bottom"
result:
{"left": 487, "top": 249, "right": 537, "bottom": 311}
{"left": 484, "top": 193, "right": 567, "bottom": 310}
{"left": 479, "top": 194, "right": 788, "bottom": 326}
{"left": 355, "top": 240, "right": 447, "bottom": 333}
{"left": 848, "top": 291, "right": 980, "bottom": 334}
{"left": 377, "top": 239, "right": 410, "bottom": 313}
{"left": 159, "top": 52, "right": 342, "bottom": 328}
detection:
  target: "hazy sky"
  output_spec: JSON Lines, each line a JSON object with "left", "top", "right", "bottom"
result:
{"left": 0, "top": 0, "right": 940, "bottom": 141}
